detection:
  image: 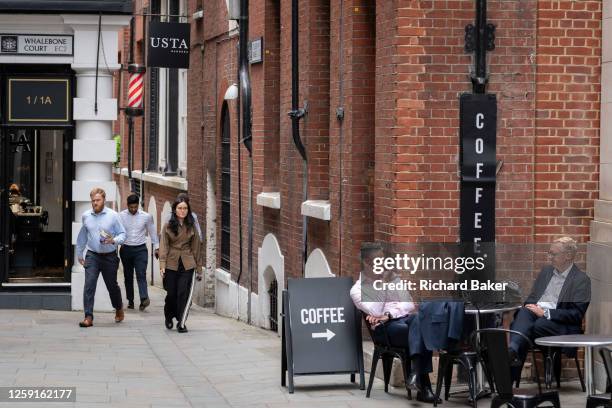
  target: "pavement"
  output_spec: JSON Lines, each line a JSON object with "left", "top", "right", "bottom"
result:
{"left": 0, "top": 286, "right": 588, "bottom": 408}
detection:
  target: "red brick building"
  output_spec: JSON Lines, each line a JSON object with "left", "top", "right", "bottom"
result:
{"left": 114, "top": 3, "right": 610, "bottom": 374}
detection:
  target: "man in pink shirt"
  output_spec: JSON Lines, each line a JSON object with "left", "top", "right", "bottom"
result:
{"left": 351, "top": 243, "right": 438, "bottom": 403}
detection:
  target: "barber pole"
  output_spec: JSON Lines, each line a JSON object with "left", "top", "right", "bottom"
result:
{"left": 125, "top": 63, "right": 145, "bottom": 180}
{"left": 126, "top": 64, "right": 145, "bottom": 116}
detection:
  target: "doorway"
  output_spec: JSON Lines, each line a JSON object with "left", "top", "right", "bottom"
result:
{"left": 0, "top": 128, "right": 73, "bottom": 286}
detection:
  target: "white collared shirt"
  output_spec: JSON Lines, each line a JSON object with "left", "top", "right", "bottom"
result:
{"left": 119, "top": 209, "right": 159, "bottom": 249}
{"left": 537, "top": 264, "right": 572, "bottom": 311}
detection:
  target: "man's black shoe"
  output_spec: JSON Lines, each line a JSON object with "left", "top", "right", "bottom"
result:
{"left": 509, "top": 348, "right": 522, "bottom": 367}
{"left": 416, "top": 387, "right": 442, "bottom": 404}
{"left": 165, "top": 318, "right": 173, "bottom": 330}
{"left": 127, "top": 301, "right": 135, "bottom": 309}
{"left": 139, "top": 298, "right": 150, "bottom": 311}
{"left": 177, "top": 324, "right": 188, "bottom": 333}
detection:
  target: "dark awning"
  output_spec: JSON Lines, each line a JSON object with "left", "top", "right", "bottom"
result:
{"left": 0, "top": 0, "right": 133, "bottom": 15}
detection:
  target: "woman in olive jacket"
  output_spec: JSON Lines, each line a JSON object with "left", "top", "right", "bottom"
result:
{"left": 159, "top": 196, "right": 202, "bottom": 333}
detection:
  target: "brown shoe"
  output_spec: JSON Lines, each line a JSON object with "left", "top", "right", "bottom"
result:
{"left": 115, "top": 308, "right": 125, "bottom": 323}
{"left": 79, "top": 317, "right": 93, "bottom": 327}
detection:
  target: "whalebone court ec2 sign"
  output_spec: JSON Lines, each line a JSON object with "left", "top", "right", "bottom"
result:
{"left": 147, "top": 22, "right": 190, "bottom": 69}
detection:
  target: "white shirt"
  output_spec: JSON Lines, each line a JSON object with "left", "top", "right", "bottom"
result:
{"left": 538, "top": 264, "right": 572, "bottom": 320}
{"left": 350, "top": 276, "right": 415, "bottom": 319}
{"left": 119, "top": 209, "right": 159, "bottom": 249}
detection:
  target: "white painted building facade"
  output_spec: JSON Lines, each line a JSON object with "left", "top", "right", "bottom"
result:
{"left": 0, "top": 2, "right": 131, "bottom": 311}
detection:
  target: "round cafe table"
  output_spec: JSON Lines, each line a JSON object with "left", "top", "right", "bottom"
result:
{"left": 535, "top": 334, "right": 612, "bottom": 395}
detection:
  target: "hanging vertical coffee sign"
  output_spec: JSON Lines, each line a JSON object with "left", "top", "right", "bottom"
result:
{"left": 459, "top": 93, "right": 496, "bottom": 243}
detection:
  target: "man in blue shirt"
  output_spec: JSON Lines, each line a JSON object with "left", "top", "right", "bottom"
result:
{"left": 76, "top": 188, "right": 127, "bottom": 327}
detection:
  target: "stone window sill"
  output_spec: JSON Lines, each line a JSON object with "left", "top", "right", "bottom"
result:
{"left": 113, "top": 167, "right": 188, "bottom": 190}
{"left": 301, "top": 200, "right": 331, "bottom": 221}
{"left": 256, "top": 192, "right": 281, "bottom": 209}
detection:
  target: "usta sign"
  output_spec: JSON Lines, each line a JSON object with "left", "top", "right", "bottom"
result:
{"left": 150, "top": 37, "right": 188, "bottom": 50}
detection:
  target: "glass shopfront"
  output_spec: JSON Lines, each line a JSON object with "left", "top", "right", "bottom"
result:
{"left": 0, "top": 65, "right": 74, "bottom": 287}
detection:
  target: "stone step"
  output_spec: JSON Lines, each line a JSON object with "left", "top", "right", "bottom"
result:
{"left": 0, "top": 291, "right": 71, "bottom": 310}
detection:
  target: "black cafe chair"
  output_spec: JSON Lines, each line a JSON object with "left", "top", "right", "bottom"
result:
{"left": 516, "top": 345, "right": 586, "bottom": 391}
{"left": 362, "top": 312, "right": 412, "bottom": 400}
{"left": 538, "top": 346, "right": 586, "bottom": 391}
{"left": 433, "top": 345, "right": 483, "bottom": 408}
{"left": 516, "top": 320, "right": 586, "bottom": 392}
{"left": 472, "top": 328, "right": 561, "bottom": 408}
{"left": 586, "top": 347, "right": 612, "bottom": 408}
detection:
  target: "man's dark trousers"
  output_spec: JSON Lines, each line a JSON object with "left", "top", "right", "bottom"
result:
{"left": 372, "top": 315, "right": 433, "bottom": 374}
{"left": 120, "top": 244, "right": 149, "bottom": 303}
{"left": 509, "top": 307, "right": 569, "bottom": 378}
{"left": 83, "top": 251, "right": 123, "bottom": 319}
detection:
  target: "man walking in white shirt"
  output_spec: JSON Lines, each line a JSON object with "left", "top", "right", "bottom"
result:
{"left": 119, "top": 194, "right": 159, "bottom": 311}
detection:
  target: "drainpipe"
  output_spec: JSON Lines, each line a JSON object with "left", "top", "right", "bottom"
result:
{"left": 236, "top": 0, "right": 254, "bottom": 324}
{"left": 288, "top": 0, "right": 308, "bottom": 277}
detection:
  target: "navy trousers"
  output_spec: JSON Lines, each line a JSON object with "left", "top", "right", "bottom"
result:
{"left": 120, "top": 244, "right": 149, "bottom": 302}
{"left": 83, "top": 251, "right": 123, "bottom": 319}
{"left": 509, "top": 307, "right": 570, "bottom": 378}
{"left": 372, "top": 314, "right": 433, "bottom": 374}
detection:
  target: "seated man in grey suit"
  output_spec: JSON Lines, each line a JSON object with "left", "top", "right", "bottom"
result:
{"left": 509, "top": 236, "right": 591, "bottom": 374}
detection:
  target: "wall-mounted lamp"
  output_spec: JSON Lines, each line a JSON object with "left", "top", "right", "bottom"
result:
{"left": 224, "top": 83, "right": 238, "bottom": 100}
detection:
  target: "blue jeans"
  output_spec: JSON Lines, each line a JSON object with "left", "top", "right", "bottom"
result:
{"left": 83, "top": 251, "right": 123, "bottom": 319}
{"left": 120, "top": 244, "right": 149, "bottom": 302}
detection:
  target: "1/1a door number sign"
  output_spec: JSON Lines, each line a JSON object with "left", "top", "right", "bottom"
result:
{"left": 6, "top": 77, "right": 71, "bottom": 125}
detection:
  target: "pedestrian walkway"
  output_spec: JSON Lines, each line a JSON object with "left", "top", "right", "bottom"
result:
{"left": 0, "top": 286, "right": 587, "bottom": 407}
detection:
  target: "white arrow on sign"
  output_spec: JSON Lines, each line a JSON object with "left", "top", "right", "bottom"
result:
{"left": 311, "top": 328, "right": 335, "bottom": 342}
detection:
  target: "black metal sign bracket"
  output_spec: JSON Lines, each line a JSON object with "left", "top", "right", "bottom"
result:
{"left": 465, "top": 0, "right": 496, "bottom": 94}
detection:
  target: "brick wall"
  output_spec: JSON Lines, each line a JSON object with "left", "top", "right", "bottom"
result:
{"left": 328, "top": 1, "right": 377, "bottom": 282}
{"left": 115, "top": 0, "right": 601, "bottom": 320}
{"left": 534, "top": 0, "right": 601, "bottom": 244}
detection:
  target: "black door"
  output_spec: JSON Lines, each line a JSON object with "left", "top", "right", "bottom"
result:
{"left": 0, "top": 129, "right": 8, "bottom": 283}
{"left": 63, "top": 130, "right": 73, "bottom": 282}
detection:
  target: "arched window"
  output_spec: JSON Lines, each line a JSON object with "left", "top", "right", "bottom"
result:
{"left": 220, "top": 103, "right": 231, "bottom": 271}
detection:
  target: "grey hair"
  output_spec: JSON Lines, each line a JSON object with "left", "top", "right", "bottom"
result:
{"left": 554, "top": 236, "right": 577, "bottom": 258}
